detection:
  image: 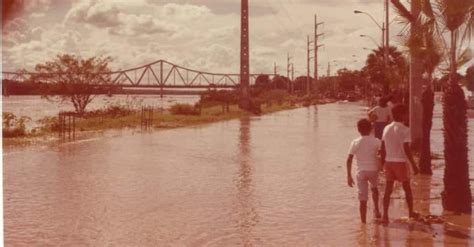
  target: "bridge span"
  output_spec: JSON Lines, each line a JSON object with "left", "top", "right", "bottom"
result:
{"left": 2, "top": 59, "right": 276, "bottom": 92}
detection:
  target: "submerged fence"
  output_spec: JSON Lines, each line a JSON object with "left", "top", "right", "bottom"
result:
{"left": 58, "top": 111, "right": 76, "bottom": 140}
{"left": 141, "top": 106, "right": 154, "bottom": 130}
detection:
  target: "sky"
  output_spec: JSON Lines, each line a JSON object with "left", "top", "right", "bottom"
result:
{"left": 2, "top": 0, "right": 469, "bottom": 77}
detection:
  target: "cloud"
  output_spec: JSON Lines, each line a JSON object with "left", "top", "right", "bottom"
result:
{"left": 2, "top": 18, "right": 44, "bottom": 46}
{"left": 65, "top": 0, "right": 121, "bottom": 27}
{"left": 108, "top": 13, "right": 176, "bottom": 36}
{"left": 3, "top": 0, "right": 405, "bottom": 75}
{"left": 148, "top": 0, "right": 276, "bottom": 16}
{"left": 160, "top": 3, "right": 211, "bottom": 21}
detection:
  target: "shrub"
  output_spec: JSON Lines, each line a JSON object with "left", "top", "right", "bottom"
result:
{"left": 83, "top": 104, "right": 133, "bottom": 118}
{"left": 259, "top": 89, "right": 289, "bottom": 105}
{"left": 199, "top": 90, "right": 239, "bottom": 106}
{"left": 3, "top": 112, "right": 30, "bottom": 138}
{"left": 37, "top": 116, "right": 60, "bottom": 132}
{"left": 169, "top": 103, "right": 200, "bottom": 116}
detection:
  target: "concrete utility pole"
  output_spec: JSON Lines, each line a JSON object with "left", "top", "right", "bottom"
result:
{"left": 327, "top": 62, "right": 330, "bottom": 77}
{"left": 314, "top": 14, "right": 324, "bottom": 94}
{"left": 307, "top": 35, "right": 314, "bottom": 96}
{"left": 287, "top": 52, "right": 293, "bottom": 93}
{"left": 410, "top": 0, "right": 423, "bottom": 149}
{"left": 291, "top": 63, "right": 294, "bottom": 81}
{"left": 240, "top": 0, "right": 250, "bottom": 110}
{"left": 385, "top": 0, "right": 389, "bottom": 54}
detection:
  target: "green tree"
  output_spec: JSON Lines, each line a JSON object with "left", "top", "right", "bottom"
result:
{"left": 270, "top": 75, "right": 289, "bottom": 90}
{"left": 31, "top": 54, "right": 113, "bottom": 115}
{"left": 392, "top": 0, "right": 473, "bottom": 213}
{"left": 392, "top": 1, "right": 473, "bottom": 198}
{"left": 439, "top": 0, "right": 473, "bottom": 214}
{"left": 363, "top": 46, "right": 409, "bottom": 94}
{"left": 336, "top": 68, "right": 366, "bottom": 92}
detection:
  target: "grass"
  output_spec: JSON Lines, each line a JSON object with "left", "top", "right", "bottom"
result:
{"left": 3, "top": 102, "right": 299, "bottom": 148}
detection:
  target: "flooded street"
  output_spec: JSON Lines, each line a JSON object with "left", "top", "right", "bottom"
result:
{"left": 4, "top": 102, "right": 474, "bottom": 246}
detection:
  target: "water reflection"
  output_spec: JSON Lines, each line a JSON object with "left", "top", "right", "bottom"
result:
{"left": 4, "top": 102, "right": 473, "bottom": 245}
{"left": 235, "top": 116, "right": 258, "bottom": 246}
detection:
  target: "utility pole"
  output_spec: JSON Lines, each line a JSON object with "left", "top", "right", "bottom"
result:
{"left": 240, "top": 0, "right": 250, "bottom": 110}
{"left": 307, "top": 35, "right": 314, "bottom": 96}
{"left": 274, "top": 62, "right": 277, "bottom": 76}
{"left": 314, "top": 14, "right": 324, "bottom": 95}
{"left": 383, "top": 1, "right": 389, "bottom": 83}
{"left": 287, "top": 52, "right": 293, "bottom": 93}
{"left": 328, "top": 62, "right": 332, "bottom": 77}
{"left": 291, "top": 63, "right": 294, "bottom": 81}
{"left": 385, "top": 0, "right": 389, "bottom": 53}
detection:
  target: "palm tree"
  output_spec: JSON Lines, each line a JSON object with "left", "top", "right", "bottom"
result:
{"left": 439, "top": 0, "right": 473, "bottom": 214}
{"left": 391, "top": 0, "right": 444, "bottom": 174}
{"left": 363, "top": 46, "right": 409, "bottom": 94}
{"left": 392, "top": 0, "right": 473, "bottom": 213}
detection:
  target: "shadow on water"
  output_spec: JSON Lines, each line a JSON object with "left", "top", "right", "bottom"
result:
{"left": 235, "top": 116, "right": 258, "bottom": 246}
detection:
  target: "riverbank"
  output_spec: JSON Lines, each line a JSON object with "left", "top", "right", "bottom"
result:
{"left": 2, "top": 99, "right": 336, "bottom": 149}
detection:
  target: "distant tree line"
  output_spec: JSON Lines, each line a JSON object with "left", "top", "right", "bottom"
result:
{"left": 2, "top": 79, "right": 119, "bottom": 96}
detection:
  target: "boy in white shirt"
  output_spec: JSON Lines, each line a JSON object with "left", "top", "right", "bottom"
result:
{"left": 347, "top": 119, "right": 382, "bottom": 223}
{"left": 381, "top": 104, "right": 419, "bottom": 223}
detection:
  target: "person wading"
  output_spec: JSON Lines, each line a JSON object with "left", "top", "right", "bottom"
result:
{"left": 368, "top": 97, "right": 392, "bottom": 139}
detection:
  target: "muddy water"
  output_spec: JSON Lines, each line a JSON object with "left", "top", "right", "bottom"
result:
{"left": 3, "top": 102, "right": 474, "bottom": 246}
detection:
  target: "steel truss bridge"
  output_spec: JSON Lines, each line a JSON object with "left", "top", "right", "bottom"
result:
{"left": 1, "top": 59, "right": 275, "bottom": 90}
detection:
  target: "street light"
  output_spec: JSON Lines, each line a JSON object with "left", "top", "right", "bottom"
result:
{"left": 354, "top": 10, "right": 384, "bottom": 30}
{"left": 354, "top": 9, "right": 389, "bottom": 74}
{"left": 360, "top": 34, "right": 381, "bottom": 48}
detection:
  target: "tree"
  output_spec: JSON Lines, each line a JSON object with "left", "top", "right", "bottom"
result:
{"left": 440, "top": 0, "right": 473, "bottom": 214}
{"left": 393, "top": 0, "right": 473, "bottom": 213}
{"left": 391, "top": 0, "right": 444, "bottom": 151}
{"left": 31, "top": 54, "right": 113, "bottom": 115}
{"left": 363, "top": 46, "right": 409, "bottom": 94}
{"left": 466, "top": 66, "right": 474, "bottom": 95}
{"left": 420, "top": 84, "right": 434, "bottom": 174}
{"left": 336, "top": 68, "right": 366, "bottom": 92}
{"left": 270, "top": 75, "right": 289, "bottom": 90}
{"left": 293, "top": 76, "right": 313, "bottom": 92}
{"left": 254, "top": 74, "right": 271, "bottom": 89}
{"left": 392, "top": 1, "right": 473, "bottom": 212}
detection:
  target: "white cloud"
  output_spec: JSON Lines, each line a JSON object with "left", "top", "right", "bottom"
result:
{"left": 3, "top": 0, "right": 408, "bottom": 76}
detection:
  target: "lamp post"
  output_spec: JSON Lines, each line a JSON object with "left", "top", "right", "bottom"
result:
{"left": 354, "top": 10, "right": 385, "bottom": 50}
{"left": 355, "top": 8, "right": 390, "bottom": 94}
{"left": 360, "top": 34, "right": 382, "bottom": 48}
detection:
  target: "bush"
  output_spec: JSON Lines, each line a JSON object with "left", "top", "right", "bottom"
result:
{"left": 3, "top": 112, "right": 30, "bottom": 138}
{"left": 199, "top": 90, "right": 239, "bottom": 106}
{"left": 83, "top": 104, "right": 134, "bottom": 118}
{"left": 37, "top": 116, "right": 60, "bottom": 132}
{"left": 259, "top": 89, "right": 289, "bottom": 105}
{"left": 169, "top": 103, "right": 200, "bottom": 116}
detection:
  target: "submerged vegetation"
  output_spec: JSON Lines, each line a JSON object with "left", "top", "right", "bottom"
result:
{"left": 2, "top": 112, "right": 30, "bottom": 138}
{"left": 3, "top": 89, "right": 332, "bottom": 147}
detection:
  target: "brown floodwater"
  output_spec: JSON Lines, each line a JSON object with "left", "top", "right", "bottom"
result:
{"left": 3, "top": 102, "right": 474, "bottom": 246}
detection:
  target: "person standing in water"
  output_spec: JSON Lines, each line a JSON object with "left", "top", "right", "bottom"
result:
{"left": 381, "top": 104, "right": 419, "bottom": 223}
{"left": 346, "top": 119, "right": 382, "bottom": 223}
{"left": 368, "top": 97, "right": 392, "bottom": 139}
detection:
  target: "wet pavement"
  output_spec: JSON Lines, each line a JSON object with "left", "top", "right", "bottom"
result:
{"left": 4, "top": 102, "right": 474, "bottom": 246}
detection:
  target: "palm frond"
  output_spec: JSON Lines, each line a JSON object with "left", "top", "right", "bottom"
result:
{"left": 456, "top": 47, "right": 473, "bottom": 68}
{"left": 391, "top": 0, "right": 416, "bottom": 23}
{"left": 422, "top": 0, "right": 435, "bottom": 19}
